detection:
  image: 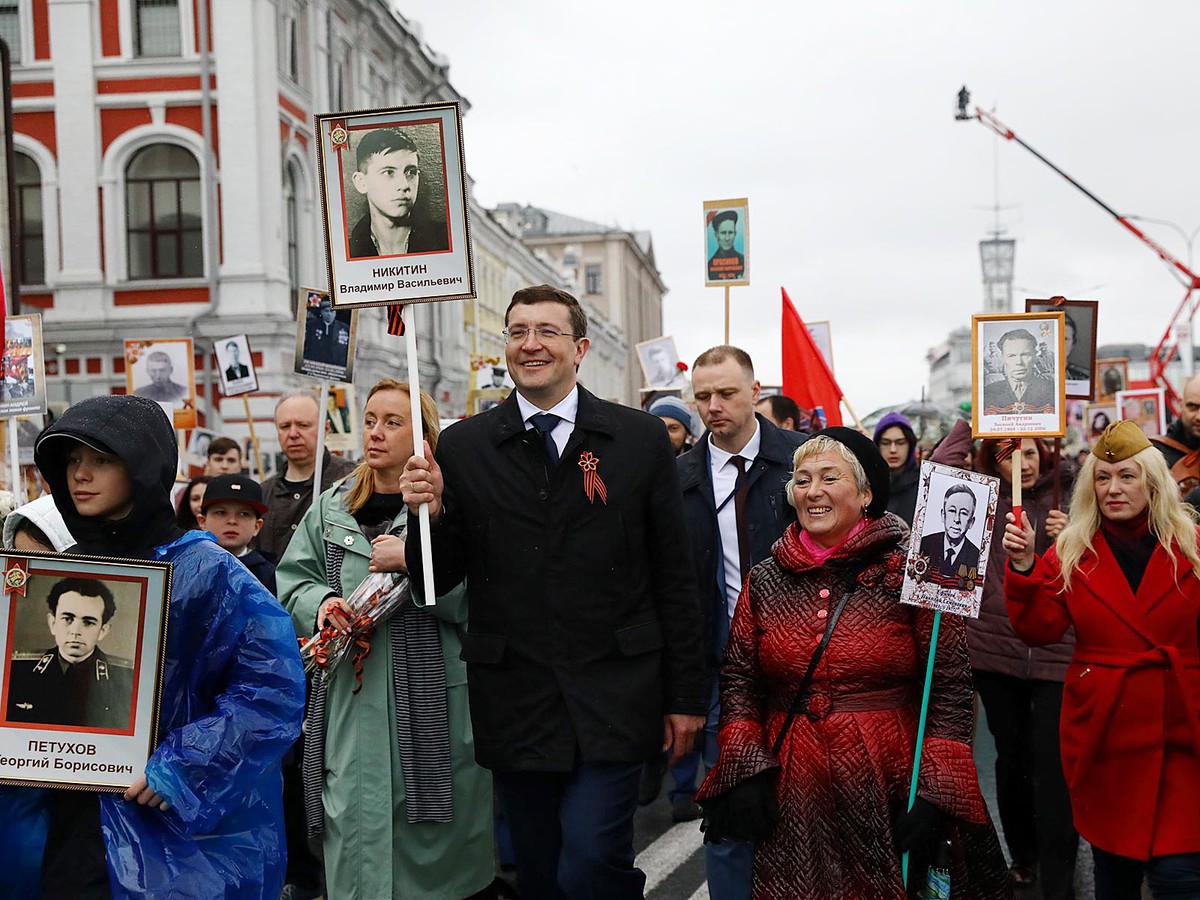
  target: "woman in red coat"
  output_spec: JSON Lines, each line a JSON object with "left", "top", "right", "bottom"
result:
{"left": 1004, "top": 420, "right": 1200, "bottom": 898}
{"left": 696, "top": 428, "right": 1010, "bottom": 899}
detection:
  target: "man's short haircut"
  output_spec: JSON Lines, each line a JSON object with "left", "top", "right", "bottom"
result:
{"left": 504, "top": 284, "right": 588, "bottom": 339}
{"left": 47, "top": 577, "right": 117, "bottom": 625}
{"left": 997, "top": 329, "right": 1036, "bottom": 352}
{"left": 710, "top": 210, "right": 738, "bottom": 231}
{"left": 693, "top": 345, "right": 754, "bottom": 378}
{"left": 758, "top": 394, "right": 800, "bottom": 426}
{"left": 942, "top": 482, "right": 977, "bottom": 512}
{"left": 356, "top": 128, "right": 418, "bottom": 173}
{"left": 274, "top": 389, "right": 321, "bottom": 420}
{"left": 1062, "top": 312, "right": 1077, "bottom": 338}
{"left": 146, "top": 350, "right": 172, "bottom": 367}
{"left": 225, "top": 340, "right": 239, "bottom": 352}
{"left": 207, "top": 436, "right": 241, "bottom": 459}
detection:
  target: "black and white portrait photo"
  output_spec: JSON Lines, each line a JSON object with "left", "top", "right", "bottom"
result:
{"left": 1025, "top": 298, "right": 1097, "bottom": 400}
{"left": 5, "top": 575, "right": 138, "bottom": 732}
{"left": 636, "top": 336, "right": 685, "bottom": 389}
{"left": 1096, "top": 357, "right": 1129, "bottom": 402}
{"left": 315, "top": 103, "right": 475, "bottom": 308}
{"left": 901, "top": 462, "right": 1000, "bottom": 618}
{"left": 973, "top": 313, "right": 1066, "bottom": 439}
{"left": 215, "top": 334, "right": 259, "bottom": 397}
{"left": 294, "top": 288, "right": 359, "bottom": 383}
{"left": 124, "top": 338, "right": 196, "bottom": 429}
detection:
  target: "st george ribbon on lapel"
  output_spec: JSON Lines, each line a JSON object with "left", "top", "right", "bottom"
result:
{"left": 530, "top": 413, "right": 561, "bottom": 466}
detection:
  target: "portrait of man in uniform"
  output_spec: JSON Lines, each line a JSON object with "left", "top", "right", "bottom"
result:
{"left": 305, "top": 297, "right": 351, "bottom": 368}
{"left": 346, "top": 127, "right": 449, "bottom": 260}
{"left": 5, "top": 577, "right": 134, "bottom": 730}
{"left": 982, "top": 328, "right": 1056, "bottom": 416}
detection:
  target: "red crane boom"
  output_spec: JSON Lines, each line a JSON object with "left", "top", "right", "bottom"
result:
{"left": 966, "top": 104, "right": 1200, "bottom": 411}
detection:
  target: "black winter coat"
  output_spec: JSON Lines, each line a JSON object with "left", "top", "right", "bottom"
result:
{"left": 677, "top": 416, "right": 805, "bottom": 670}
{"left": 407, "top": 386, "right": 708, "bottom": 772}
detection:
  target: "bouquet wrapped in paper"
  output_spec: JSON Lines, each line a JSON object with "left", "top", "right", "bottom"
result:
{"left": 298, "top": 569, "right": 409, "bottom": 692}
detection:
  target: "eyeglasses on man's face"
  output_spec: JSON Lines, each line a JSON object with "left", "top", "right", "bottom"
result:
{"left": 502, "top": 326, "right": 580, "bottom": 344}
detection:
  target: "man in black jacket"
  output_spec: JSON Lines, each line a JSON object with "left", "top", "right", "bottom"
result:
{"left": 677, "top": 346, "right": 806, "bottom": 900}
{"left": 401, "top": 285, "right": 706, "bottom": 900}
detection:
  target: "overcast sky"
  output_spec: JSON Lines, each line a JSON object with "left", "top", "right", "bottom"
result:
{"left": 399, "top": 0, "right": 1200, "bottom": 415}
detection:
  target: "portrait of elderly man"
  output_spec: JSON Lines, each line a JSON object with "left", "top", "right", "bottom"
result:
{"left": 918, "top": 483, "right": 982, "bottom": 586}
{"left": 6, "top": 577, "right": 134, "bottom": 730}
{"left": 347, "top": 126, "right": 449, "bottom": 259}
{"left": 982, "top": 328, "right": 1055, "bottom": 416}
{"left": 133, "top": 350, "right": 187, "bottom": 404}
{"left": 706, "top": 210, "right": 745, "bottom": 282}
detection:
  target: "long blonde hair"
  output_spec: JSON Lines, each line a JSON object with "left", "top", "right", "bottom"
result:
{"left": 345, "top": 380, "right": 441, "bottom": 515}
{"left": 1056, "top": 446, "right": 1200, "bottom": 590}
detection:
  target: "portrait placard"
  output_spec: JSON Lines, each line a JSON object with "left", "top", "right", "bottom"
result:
{"left": 0, "top": 552, "right": 170, "bottom": 791}
{"left": 972, "top": 312, "right": 1067, "bottom": 439}
{"left": 1116, "top": 388, "right": 1167, "bottom": 438}
{"left": 1024, "top": 298, "right": 1098, "bottom": 400}
{"left": 185, "top": 427, "right": 219, "bottom": 466}
{"left": 124, "top": 338, "right": 196, "bottom": 429}
{"left": 0, "top": 315, "right": 47, "bottom": 418}
{"left": 636, "top": 336, "right": 686, "bottom": 389}
{"left": 470, "top": 356, "right": 513, "bottom": 393}
{"left": 315, "top": 102, "right": 474, "bottom": 308}
{"left": 323, "top": 383, "right": 358, "bottom": 453}
{"left": 703, "top": 198, "right": 749, "bottom": 287}
{"left": 469, "top": 388, "right": 509, "bottom": 416}
{"left": 214, "top": 334, "right": 258, "bottom": 398}
{"left": 901, "top": 461, "right": 1000, "bottom": 618}
{"left": 1095, "top": 358, "right": 1129, "bottom": 402}
{"left": 295, "top": 287, "right": 359, "bottom": 383}
{"left": 807, "top": 320, "right": 835, "bottom": 374}
{"left": 1084, "top": 402, "right": 1117, "bottom": 446}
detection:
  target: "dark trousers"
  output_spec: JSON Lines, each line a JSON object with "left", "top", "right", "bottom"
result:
{"left": 1093, "top": 847, "right": 1200, "bottom": 900}
{"left": 282, "top": 739, "right": 323, "bottom": 890}
{"left": 493, "top": 761, "right": 644, "bottom": 900}
{"left": 975, "top": 671, "right": 1079, "bottom": 899}
{"left": 41, "top": 791, "right": 111, "bottom": 899}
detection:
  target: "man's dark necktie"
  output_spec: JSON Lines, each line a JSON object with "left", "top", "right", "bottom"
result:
{"left": 530, "top": 413, "right": 561, "bottom": 466}
{"left": 732, "top": 455, "right": 752, "bottom": 581}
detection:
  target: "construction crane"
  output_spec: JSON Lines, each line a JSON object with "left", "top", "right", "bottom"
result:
{"left": 955, "top": 86, "right": 1200, "bottom": 411}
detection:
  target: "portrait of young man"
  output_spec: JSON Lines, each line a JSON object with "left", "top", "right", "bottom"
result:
{"left": 304, "top": 297, "right": 352, "bottom": 368}
{"left": 706, "top": 210, "right": 745, "bottom": 283}
{"left": 221, "top": 340, "right": 251, "bottom": 384}
{"left": 6, "top": 577, "right": 134, "bottom": 730}
{"left": 346, "top": 126, "right": 449, "bottom": 260}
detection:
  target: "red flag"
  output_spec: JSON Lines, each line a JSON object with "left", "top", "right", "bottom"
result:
{"left": 781, "top": 287, "right": 843, "bottom": 427}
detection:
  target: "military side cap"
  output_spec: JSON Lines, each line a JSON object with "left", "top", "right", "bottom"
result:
{"left": 1092, "top": 420, "right": 1151, "bottom": 463}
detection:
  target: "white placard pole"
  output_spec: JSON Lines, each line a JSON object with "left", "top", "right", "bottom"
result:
{"left": 7, "top": 417, "right": 22, "bottom": 505}
{"left": 311, "top": 380, "right": 328, "bottom": 509}
{"left": 404, "top": 305, "right": 437, "bottom": 606}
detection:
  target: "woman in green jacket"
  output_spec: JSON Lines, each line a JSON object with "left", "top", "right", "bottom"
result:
{"left": 278, "top": 379, "right": 494, "bottom": 900}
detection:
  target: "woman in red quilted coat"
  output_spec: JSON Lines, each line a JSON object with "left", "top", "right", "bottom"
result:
{"left": 1004, "top": 421, "right": 1200, "bottom": 898}
{"left": 696, "top": 428, "right": 1010, "bottom": 900}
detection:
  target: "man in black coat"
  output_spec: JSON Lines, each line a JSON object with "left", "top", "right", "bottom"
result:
{"left": 918, "top": 483, "right": 981, "bottom": 584}
{"left": 401, "top": 285, "right": 706, "bottom": 900}
{"left": 677, "top": 346, "right": 805, "bottom": 897}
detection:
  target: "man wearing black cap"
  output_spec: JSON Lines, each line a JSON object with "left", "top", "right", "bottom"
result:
{"left": 347, "top": 127, "right": 449, "bottom": 259}
{"left": 707, "top": 210, "right": 744, "bottom": 282}
{"left": 199, "top": 474, "right": 276, "bottom": 594}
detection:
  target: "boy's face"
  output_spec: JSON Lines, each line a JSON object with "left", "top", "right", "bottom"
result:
{"left": 352, "top": 147, "right": 420, "bottom": 221}
{"left": 199, "top": 501, "right": 263, "bottom": 553}
{"left": 67, "top": 444, "right": 135, "bottom": 520}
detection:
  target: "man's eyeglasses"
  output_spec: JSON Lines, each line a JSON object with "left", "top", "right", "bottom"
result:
{"left": 502, "top": 327, "right": 581, "bottom": 343}
{"left": 878, "top": 439, "right": 909, "bottom": 449}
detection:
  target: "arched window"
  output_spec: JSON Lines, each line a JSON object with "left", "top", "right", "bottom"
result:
{"left": 284, "top": 162, "right": 300, "bottom": 295}
{"left": 126, "top": 144, "right": 202, "bottom": 280}
{"left": 14, "top": 152, "right": 43, "bottom": 285}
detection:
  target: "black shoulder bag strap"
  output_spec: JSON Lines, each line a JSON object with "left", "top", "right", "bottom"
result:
{"left": 770, "top": 565, "right": 861, "bottom": 757}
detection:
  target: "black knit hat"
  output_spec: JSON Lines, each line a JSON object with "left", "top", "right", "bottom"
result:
{"left": 811, "top": 426, "right": 891, "bottom": 518}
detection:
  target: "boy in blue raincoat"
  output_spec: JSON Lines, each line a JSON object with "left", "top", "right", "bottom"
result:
{"left": 1, "top": 394, "right": 304, "bottom": 898}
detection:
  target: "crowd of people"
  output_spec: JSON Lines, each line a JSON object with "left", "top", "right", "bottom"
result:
{"left": 0, "top": 282, "right": 1196, "bottom": 899}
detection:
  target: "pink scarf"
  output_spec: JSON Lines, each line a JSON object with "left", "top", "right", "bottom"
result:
{"left": 798, "top": 518, "right": 869, "bottom": 565}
